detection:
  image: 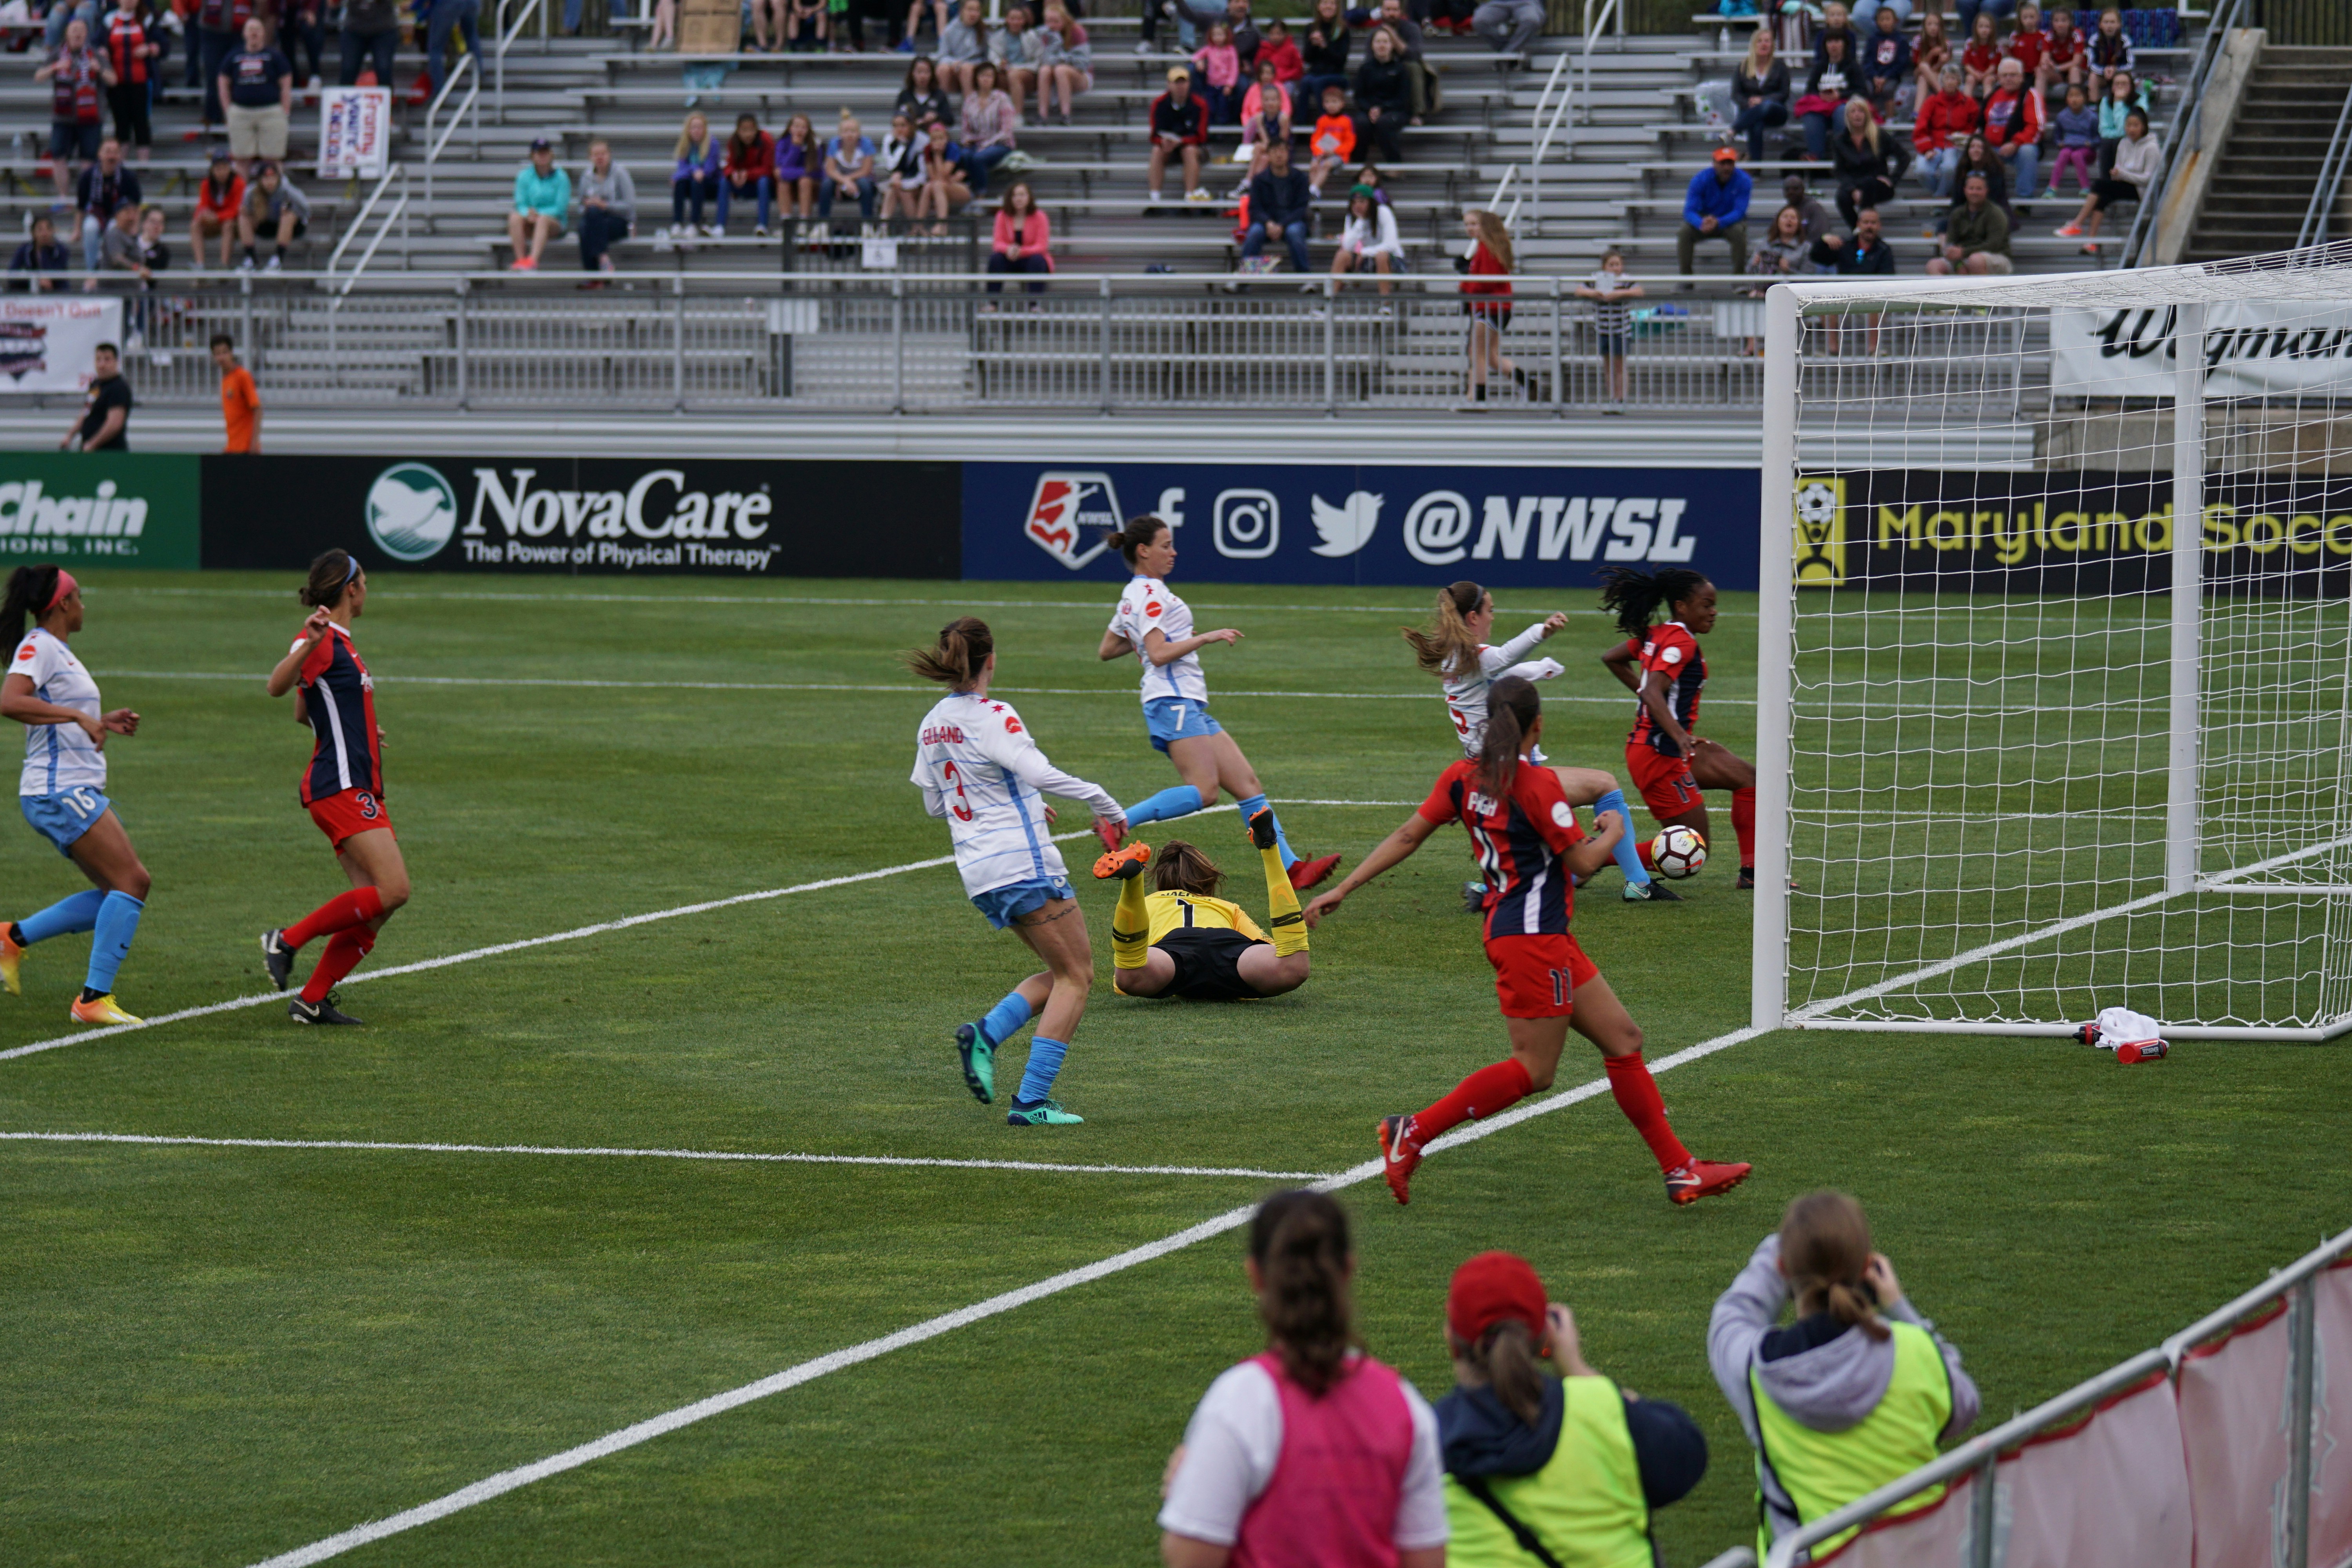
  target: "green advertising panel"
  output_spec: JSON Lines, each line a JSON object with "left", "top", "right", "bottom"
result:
{"left": 0, "top": 453, "right": 201, "bottom": 570}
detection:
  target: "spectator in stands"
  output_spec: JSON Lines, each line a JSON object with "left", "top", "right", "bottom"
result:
{"left": 1909, "top": 10, "right": 1950, "bottom": 101}
{"left": 665, "top": 111, "right": 719, "bottom": 236}
{"left": 575, "top": 137, "right": 636, "bottom": 279}
{"left": 2055, "top": 104, "right": 2154, "bottom": 252}
{"left": 214, "top": 332, "right": 257, "bottom": 451}
{"left": 897, "top": 54, "right": 949, "bottom": 125}
{"left": 507, "top": 136, "right": 568, "bottom": 270}
{"left": 958, "top": 61, "right": 1018, "bottom": 194}
{"left": 217, "top": 16, "right": 289, "bottom": 175}
{"left": 1711, "top": 1191, "right": 1980, "bottom": 1559}
{"left": 338, "top": 0, "right": 398, "bottom": 87}
{"left": 11, "top": 213, "right": 72, "bottom": 292}
{"left": 423, "top": 0, "right": 483, "bottom": 107}
{"left": 1812, "top": 203, "right": 1893, "bottom": 272}
{"left": 1376, "top": 0, "right": 1436, "bottom": 120}
{"left": 1575, "top": 247, "right": 1639, "bottom": 407}
{"left": 1808, "top": 0, "right": 1859, "bottom": 66}
{"left": 1436, "top": 1251, "right": 1708, "bottom": 1566}
{"left": 818, "top": 112, "right": 877, "bottom": 219}
{"left": 894, "top": 0, "right": 945, "bottom": 54}
{"left": 1781, "top": 171, "right": 1837, "bottom": 243}
{"left": 878, "top": 109, "right": 924, "bottom": 218}
{"left": 2001, "top": 0, "right": 2047, "bottom": 84}
{"left": 282, "top": 0, "right": 323, "bottom": 91}
{"left": 1676, "top": 146, "right": 1751, "bottom": 280}
{"left": 1307, "top": 83, "right": 1354, "bottom": 197}
{"left": 2039, "top": 4, "right": 2084, "bottom": 93}
{"left": 2085, "top": 5, "right": 2132, "bottom": 93}
{"left": 1471, "top": 0, "right": 1540, "bottom": 62}
{"left": 38, "top": 17, "right": 114, "bottom": 201}
{"left": 1158, "top": 1191, "right": 1448, "bottom": 1568}
{"left": 1254, "top": 15, "right": 1303, "bottom": 100}
{"left": 62, "top": 341, "right": 129, "bottom": 449}
{"left": 106, "top": 205, "right": 165, "bottom": 339}
{"left": 778, "top": 0, "right": 820, "bottom": 51}
{"left": 1241, "top": 134, "right": 1312, "bottom": 274}
{"left": 190, "top": 0, "right": 238, "bottom": 135}
{"left": 1959, "top": 11, "right": 1999, "bottom": 96}
{"left": 936, "top": 0, "right": 985, "bottom": 93}
{"left": 1748, "top": 203, "right": 1808, "bottom": 291}
{"left": 236, "top": 158, "right": 306, "bottom": 271}
{"left": 914, "top": 115, "right": 969, "bottom": 229}
{"left": 1980, "top": 55, "right": 2042, "bottom": 212}
{"left": 1147, "top": 64, "right": 1209, "bottom": 203}
{"left": 45, "top": 0, "right": 98, "bottom": 52}
{"left": 2045, "top": 80, "right": 2096, "bottom": 198}
{"left": 648, "top": 0, "right": 679, "bottom": 49}
{"left": 1333, "top": 182, "right": 1400, "bottom": 295}
{"left": 1860, "top": 5, "right": 1907, "bottom": 115}
{"left": 718, "top": 112, "right": 777, "bottom": 236}
{"left": 985, "top": 178, "right": 1050, "bottom": 301}
{"left": 1299, "top": 0, "right": 1350, "bottom": 114}
{"left": 1913, "top": 63, "right": 1978, "bottom": 197}
{"left": 1830, "top": 98, "right": 1907, "bottom": 226}
{"left": 1238, "top": 58, "right": 1294, "bottom": 183}
{"left": 73, "top": 136, "right": 138, "bottom": 274}
{"left": 96, "top": 198, "right": 143, "bottom": 286}
{"left": 989, "top": 3, "right": 1034, "bottom": 119}
{"left": 1927, "top": 169, "right": 2010, "bottom": 272}
{"left": 2096, "top": 67, "right": 2146, "bottom": 176}
{"left": 1459, "top": 207, "right": 1515, "bottom": 406}
{"left": 1730, "top": 27, "right": 1789, "bottom": 168}
{"left": 1032, "top": 4, "right": 1089, "bottom": 127}
{"left": 1352, "top": 24, "right": 1410, "bottom": 164}
{"left": 101, "top": 0, "right": 156, "bottom": 158}
{"left": 1793, "top": 31, "right": 1855, "bottom": 162}
{"left": 773, "top": 114, "right": 818, "bottom": 221}
{"left": 1956, "top": 0, "right": 2016, "bottom": 28}
{"left": 1190, "top": 18, "right": 1240, "bottom": 124}
{"left": 189, "top": 149, "right": 243, "bottom": 269}
{"left": 1939, "top": 132, "right": 2008, "bottom": 231}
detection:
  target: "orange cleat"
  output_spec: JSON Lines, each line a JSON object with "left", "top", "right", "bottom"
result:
{"left": 68, "top": 992, "right": 142, "bottom": 1027}
{"left": 1094, "top": 840, "right": 1150, "bottom": 880}
{"left": 1665, "top": 1158, "right": 1753, "bottom": 1207}
{"left": 1288, "top": 852, "right": 1342, "bottom": 891}
{"left": 0, "top": 920, "right": 21, "bottom": 996}
{"left": 1376, "top": 1114, "right": 1423, "bottom": 1206}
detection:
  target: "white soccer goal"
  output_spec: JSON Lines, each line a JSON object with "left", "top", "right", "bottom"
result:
{"left": 1751, "top": 243, "right": 2352, "bottom": 1042}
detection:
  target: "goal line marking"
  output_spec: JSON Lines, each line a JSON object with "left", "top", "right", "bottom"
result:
{"left": 246, "top": 1023, "right": 1764, "bottom": 1568}
{"left": 0, "top": 1131, "right": 1325, "bottom": 1182}
{"left": 0, "top": 801, "right": 1412, "bottom": 1065}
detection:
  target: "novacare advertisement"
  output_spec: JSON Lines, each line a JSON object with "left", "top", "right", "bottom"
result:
{"left": 960, "top": 463, "right": 1762, "bottom": 590}
{"left": 0, "top": 454, "right": 200, "bottom": 569}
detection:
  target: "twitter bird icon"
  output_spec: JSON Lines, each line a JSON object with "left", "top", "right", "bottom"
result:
{"left": 1309, "top": 491, "right": 1383, "bottom": 557}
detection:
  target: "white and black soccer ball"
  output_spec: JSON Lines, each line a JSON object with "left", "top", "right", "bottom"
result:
{"left": 1651, "top": 824, "right": 1707, "bottom": 880}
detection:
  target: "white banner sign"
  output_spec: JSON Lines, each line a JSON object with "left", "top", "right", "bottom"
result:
{"left": 0, "top": 298, "right": 123, "bottom": 394}
{"left": 318, "top": 87, "right": 392, "bottom": 180}
{"left": 2053, "top": 305, "right": 2352, "bottom": 400}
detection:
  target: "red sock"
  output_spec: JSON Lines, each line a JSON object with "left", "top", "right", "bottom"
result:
{"left": 301, "top": 927, "right": 376, "bottom": 1004}
{"left": 1605, "top": 1052, "right": 1692, "bottom": 1173}
{"left": 1413, "top": 1058, "right": 1534, "bottom": 1142}
{"left": 284, "top": 887, "right": 385, "bottom": 951}
{"left": 1733, "top": 787, "right": 1757, "bottom": 873}
{"left": 1636, "top": 839, "right": 1657, "bottom": 872}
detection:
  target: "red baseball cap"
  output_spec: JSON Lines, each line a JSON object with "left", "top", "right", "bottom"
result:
{"left": 1446, "top": 1251, "right": 1547, "bottom": 1345}
{"left": 1713, "top": 145, "right": 1739, "bottom": 163}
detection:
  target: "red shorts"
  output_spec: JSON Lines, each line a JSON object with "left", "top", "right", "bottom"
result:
{"left": 1627, "top": 743, "right": 1701, "bottom": 823}
{"left": 1485, "top": 932, "right": 1599, "bottom": 1020}
{"left": 307, "top": 788, "right": 394, "bottom": 849}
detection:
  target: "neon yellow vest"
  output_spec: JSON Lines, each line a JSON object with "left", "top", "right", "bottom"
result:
{"left": 1750, "top": 1319, "right": 1952, "bottom": 1558}
{"left": 1443, "top": 1375, "right": 1653, "bottom": 1568}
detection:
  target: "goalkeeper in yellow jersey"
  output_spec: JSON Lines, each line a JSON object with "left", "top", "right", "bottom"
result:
{"left": 1093, "top": 808, "right": 1311, "bottom": 1000}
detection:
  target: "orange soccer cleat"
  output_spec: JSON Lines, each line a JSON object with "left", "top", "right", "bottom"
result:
{"left": 1376, "top": 1114, "right": 1424, "bottom": 1206}
{"left": 1094, "top": 841, "right": 1150, "bottom": 880}
{"left": 1665, "top": 1158, "right": 1754, "bottom": 1207}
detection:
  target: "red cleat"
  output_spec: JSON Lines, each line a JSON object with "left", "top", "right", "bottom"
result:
{"left": 1665, "top": 1158, "right": 1753, "bottom": 1207}
{"left": 1093, "top": 817, "right": 1127, "bottom": 854}
{"left": 1288, "top": 852, "right": 1341, "bottom": 891}
{"left": 1376, "top": 1114, "right": 1423, "bottom": 1206}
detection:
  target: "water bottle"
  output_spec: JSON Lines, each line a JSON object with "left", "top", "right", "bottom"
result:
{"left": 2117, "top": 1039, "right": 2169, "bottom": 1065}
{"left": 1719, "top": 24, "right": 1732, "bottom": 52}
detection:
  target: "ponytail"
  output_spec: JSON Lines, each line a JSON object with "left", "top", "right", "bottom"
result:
{"left": 1463, "top": 1318, "right": 1546, "bottom": 1426}
{"left": 1779, "top": 1189, "right": 1890, "bottom": 1342}
{"left": 1250, "top": 1189, "right": 1357, "bottom": 1396}
{"left": 1477, "top": 674, "right": 1540, "bottom": 795}
{"left": 1400, "top": 580, "right": 1488, "bottom": 682}
{"left": 1103, "top": 514, "right": 1171, "bottom": 570}
{"left": 1150, "top": 839, "right": 1225, "bottom": 897}
{"left": 1, "top": 564, "right": 64, "bottom": 646}
{"left": 1596, "top": 564, "right": 1709, "bottom": 641}
{"left": 902, "top": 615, "right": 995, "bottom": 689}
{"left": 300, "top": 550, "right": 363, "bottom": 609}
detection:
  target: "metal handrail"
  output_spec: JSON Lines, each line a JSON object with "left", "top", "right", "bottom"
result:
{"left": 1490, "top": 0, "right": 1621, "bottom": 236}
{"left": 2121, "top": 0, "right": 2246, "bottom": 268}
{"left": 326, "top": 162, "right": 407, "bottom": 274}
{"left": 423, "top": 51, "right": 479, "bottom": 211}
{"left": 495, "top": 0, "right": 546, "bottom": 123}
{"left": 2294, "top": 78, "right": 2352, "bottom": 249}
{"left": 334, "top": 171, "right": 411, "bottom": 294}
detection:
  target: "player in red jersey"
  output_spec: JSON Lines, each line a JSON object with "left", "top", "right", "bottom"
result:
{"left": 1597, "top": 566, "right": 1762, "bottom": 888}
{"left": 1302, "top": 675, "right": 1750, "bottom": 1209}
{"left": 258, "top": 550, "right": 409, "bottom": 1025}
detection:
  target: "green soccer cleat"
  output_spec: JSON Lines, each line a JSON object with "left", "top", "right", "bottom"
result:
{"left": 1624, "top": 879, "right": 1682, "bottom": 902}
{"left": 955, "top": 1021, "right": 997, "bottom": 1104}
{"left": 1006, "top": 1098, "right": 1084, "bottom": 1127}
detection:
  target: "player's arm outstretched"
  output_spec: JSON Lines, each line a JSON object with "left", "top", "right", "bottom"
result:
{"left": 976, "top": 711, "right": 1128, "bottom": 848}
{"left": 1301, "top": 810, "right": 1442, "bottom": 927}
{"left": 1487, "top": 612, "right": 1569, "bottom": 682}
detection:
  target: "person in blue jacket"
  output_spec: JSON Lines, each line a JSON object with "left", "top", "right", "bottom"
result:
{"left": 1677, "top": 145, "right": 1750, "bottom": 280}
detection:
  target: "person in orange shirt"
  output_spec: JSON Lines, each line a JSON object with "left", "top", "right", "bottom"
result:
{"left": 212, "top": 332, "right": 259, "bottom": 453}
{"left": 1306, "top": 81, "right": 1354, "bottom": 196}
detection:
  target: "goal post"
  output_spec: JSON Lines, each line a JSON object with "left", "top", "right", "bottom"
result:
{"left": 1752, "top": 248, "right": 2352, "bottom": 1043}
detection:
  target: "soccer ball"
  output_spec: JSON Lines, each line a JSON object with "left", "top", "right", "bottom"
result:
{"left": 1651, "top": 825, "right": 1707, "bottom": 880}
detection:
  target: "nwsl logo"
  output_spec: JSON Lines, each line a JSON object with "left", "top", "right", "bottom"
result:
{"left": 1024, "top": 472, "right": 1120, "bottom": 570}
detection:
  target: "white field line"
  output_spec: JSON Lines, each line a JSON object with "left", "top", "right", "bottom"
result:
{"left": 0, "top": 1131, "right": 1323, "bottom": 1181}
{"left": 100, "top": 586, "right": 1638, "bottom": 617}
{"left": 247, "top": 1023, "right": 1764, "bottom": 1568}
{"left": 0, "top": 801, "right": 1416, "bottom": 1064}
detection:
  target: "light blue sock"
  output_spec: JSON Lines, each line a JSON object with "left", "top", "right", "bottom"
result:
{"left": 1123, "top": 784, "right": 1204, "bottom": 826}
{"left": 979, "top": 988, "right": 1032, "bottom": 1049}
{"left": 1015, "top": 1036, "right": 1069, "bottom": 1105}
{"left": 1234, "top": 792, "right": 1298, "bottom": 869}
{"left": 18, "top": 889, "right": 105, "bottom": 945}
{"left": 85, "top": 891, "right": 143, "bottom": 994}
{"left": 1595, "top": 789, "right": 1650, "bottom": 886}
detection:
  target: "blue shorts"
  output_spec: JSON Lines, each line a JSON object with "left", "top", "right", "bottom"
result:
{"left": 971, "top": 875, "right": 1074, "bottom": 930}
{"left": 22, "top": 786, "right": 110, "bottom": 856}
{"left": 1144, "top": 697, "right": 1222, "bottom": 754}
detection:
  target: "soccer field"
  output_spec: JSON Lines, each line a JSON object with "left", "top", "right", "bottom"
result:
{"left": 4, "top": 571, "right": 2348, "bottom": 1568}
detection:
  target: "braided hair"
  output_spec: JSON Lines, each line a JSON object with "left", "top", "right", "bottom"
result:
{"left": 1596, "top": 565, "right": 1710, "bottom": 641}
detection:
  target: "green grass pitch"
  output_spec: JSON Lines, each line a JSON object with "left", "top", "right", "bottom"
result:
{"left": 2, "top": 571, "right": 2347, "bottom": 1567}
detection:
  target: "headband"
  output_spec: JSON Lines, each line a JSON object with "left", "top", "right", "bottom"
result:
{"left": 338, "top": 553, "right": 361, "bottom": 590}
{"left": 43, "top": 569, "right": 77, "bottom": 614}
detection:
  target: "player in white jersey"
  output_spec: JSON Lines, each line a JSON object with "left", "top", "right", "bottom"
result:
{"left": 909, "top": 616, "right": 1127, "bottom": 1128}
{"left": 1401, "top": 579, "right": 1672, "bottom": 907}
{"left": 1095, "top": 514, "right": 1341, "bottom": 892}
{"left": 0, "top": 565, "right": 149, "bottom": 1025}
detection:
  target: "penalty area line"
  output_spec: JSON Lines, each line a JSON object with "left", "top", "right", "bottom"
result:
{"left": 0, "top": 1131, "right": 1327, "bottom": 1182}
{"left": 246, "top": 1022, "right": 1765, "bottom": 1568}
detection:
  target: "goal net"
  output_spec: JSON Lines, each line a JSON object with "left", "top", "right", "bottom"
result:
{"left": 1751, "top": 244, "right": 2352, "bottom": 1041}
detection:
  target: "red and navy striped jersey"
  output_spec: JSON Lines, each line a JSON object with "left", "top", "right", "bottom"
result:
{"left": 1417, "top": 757, "right": 1586, "bottom": 939}
{"left": 294, "top": 624, "right": 382, "bottom": 805}
{"left": 1626, "top": 622, "right": 1706, "bottom": 758}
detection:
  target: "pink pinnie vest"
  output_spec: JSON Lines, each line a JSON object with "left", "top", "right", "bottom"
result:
{"left": 1231, "top": 1351, "right": 1416, "bottom": 1568}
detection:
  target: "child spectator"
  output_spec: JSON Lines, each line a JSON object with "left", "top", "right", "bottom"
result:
{"left": 2085, "top": 3, "right": 2131, "bottom": 90}
{"left": 1860, "top": 4, "right": 1908, "bottom": 115}
{"left": 775, "top": 113, "right": 820, "bottom": 220}
{"left": 1239, "top": 58, "right": 1293, "bottom": 184}
{"left": 1033, "top": 4, "right": 1089, "bottom": 127}
{"left": 1435, "top": 1252, "right": 1707, "bottom": 1567}
{"left": 236, "top": 157, "right": 306, "bottom": 271}
{"left": 936, "top": 0, "right": 985, "bottom": 93}
{"left": 1793, "top": 33, "right": 1856, "bottom": 163}
{"left": 506, "top": 136, "right": 567, "bottom": 271}
{"left": 985, "top": 178, "right": 1051, "bottom": 300}
{"left": 574, "top": 138, "right": 635, "bottom": 278}
{"left": 913, "top": 116, "right": 969, "bottom": 230}
{"left": 1808, "top": 0, "right": 1857, "bottom": 70}
{"left": 1980, "top": 56, "right": 2043, "bottom": 209}
{"left": 817, "top": 113, "right": 877, "bottom": 219}
{"left": 1352, "top": 24, "right": 1410, "bottom": 163}
{"left": 188, "top": 148, "right": 243, "bottom": 269}
{"left": 1574, "top": 246, "right": 1640, "bottom": 408}
{"left": 1960, "top": 11, "right": 1999, "bottom": 97}
{"left": 877, "top": 109, "right": 922, "bottom": 218}
{"left": 2055, "top": 104, "right": 2156, "bottom": 251}
{"left": 2001, "top": 0, "right": 2047, "bottom": 83}
{"left": 1147, "top": 64, "right": 1209, "bottom": 203}
{"left": 1830, "top": 97, "right": 1907, "bottom": 226}
{"left": 97, "top": 199, "right": 143, "bottom": 284}
{"left": 718, "top": 111, "right": 777, "bottom": 235}
{"left": 669, "top": 111, "right": 721, "bottom": 238}
{"left": 1158, "top": 1192, "right": 1448, "bottom": 1568}
{"left": 1910, "top": 10, "right": 1951, "bottom": 102}
{"left": 1710, "top": 1192, "right": 1980, "bottom": 1559}
{"left": 1459, "top": 207, "right": 1514, "bottom": 408}
{"left": 1914, "top": 64, "right": 1979, "bottom": 196}
{"left": 1298, "top": 0, "right": 1349, "bottom": 118}
{"left": 1730, "top": 27, "right": 1790, "bottom": 167}
{"left": 1307, "top": 82, "right": 1354, "bottom": 196}
{"left": 1189, "top": 18, "right": 1240, "bottom": 124}
{"left": 2039, "top": 5, "right": 2084, "bottom": 93}
{"left": 102, "top": 0, "right": 156, "bottom": 157}
{"left": 2045, "top": 80, "right": 2096, "bottom": 197}
{"left": 1255, "top": 14, "right": 1303, "bottom": 101}
{"left": 1332, "top": 183, "right": 1399, "bottom": 295}
{"left": 36, "top": 17, "right": 114, "bottom": 201}
{"left": 989, "top": 5, "right": 1033, "bottom": 118}
{"left": 959, "top": 61, "right": 1018, "bottom": 195}
{"left": 11, "top": 213, "right": 72, "bottom": 292}
{"left": 895, "top": 54, "right": 949, "bottom": 127}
